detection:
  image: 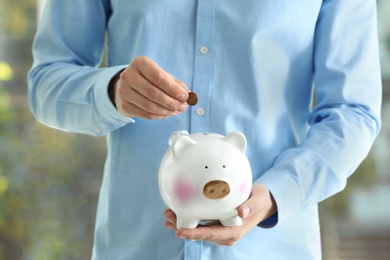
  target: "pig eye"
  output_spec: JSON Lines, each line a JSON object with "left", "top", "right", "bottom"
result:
{"left": 205, "top": 166, "right": 208, "bottom": 169}
{"left": 223, "top": 165, "right": 226, "bottom": 168}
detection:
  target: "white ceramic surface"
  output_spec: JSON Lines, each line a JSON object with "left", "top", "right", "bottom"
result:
{"left": 159, "top": 131, "right": 252, "bottom": 229}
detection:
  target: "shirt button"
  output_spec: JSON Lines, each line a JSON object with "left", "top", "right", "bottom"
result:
{"left": 196, "top": 107, "right": 205, "bottom": 116}
{"left": 199, "top": 46, "right": 209, "bottom": 54}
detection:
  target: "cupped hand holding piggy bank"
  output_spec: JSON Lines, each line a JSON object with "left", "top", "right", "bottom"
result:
{"left": 159, "top": 131, "right": 252, "bottom": 229}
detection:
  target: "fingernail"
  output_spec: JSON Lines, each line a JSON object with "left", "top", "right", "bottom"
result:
{"left": 177, "top": 103, "right": 188, "bottom": 113}
{"left": 177, "top": 93, "right": 189, "bottom": 102}
{"left": 243, "top": 207, "right": 251, "bottom": 219}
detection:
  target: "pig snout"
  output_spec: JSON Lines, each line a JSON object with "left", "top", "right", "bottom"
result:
{"left": 203, "top": 180, "right": 230, "bottom": 200}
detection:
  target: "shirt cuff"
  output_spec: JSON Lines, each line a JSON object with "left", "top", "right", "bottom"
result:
{"left": 258, "top": 213, "right": 278, "bottom": 228}
{"left": 94, "top": 65, "right": 135, "bottom": 133}
{"left": 254, "top": 168, "right": 301, "bottom": 228}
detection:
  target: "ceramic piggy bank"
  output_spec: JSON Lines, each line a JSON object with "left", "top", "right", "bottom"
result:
{"left": 159, "top": 131, "right": 252, "bottom": 229}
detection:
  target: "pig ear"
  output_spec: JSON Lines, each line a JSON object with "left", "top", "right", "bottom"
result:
{"left": 171, "top": 135, "right": 196, "bottom": 158}
{"left": 224, "top": 131, "right": 247, "bottom": 153}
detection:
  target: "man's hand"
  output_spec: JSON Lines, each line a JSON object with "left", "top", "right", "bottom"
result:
{"left": 111, "top": 56, "right": 189, "bottom": 119}
{"left": 163, "top": 184, "right": 277, "bottom": 246}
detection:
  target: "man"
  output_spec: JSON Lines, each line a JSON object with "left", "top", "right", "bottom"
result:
{"left": 28, "top": 0, "right": 381, "bottom": 259}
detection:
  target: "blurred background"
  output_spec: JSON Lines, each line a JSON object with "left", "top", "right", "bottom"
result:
{"left": 0, "top": 0, "right": 389, "bottom": 259}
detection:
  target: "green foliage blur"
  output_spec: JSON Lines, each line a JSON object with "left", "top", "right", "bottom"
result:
{"left": 0, "top": 0, "right": 36, "bottom": 36}
{"left": 0, "top": 0, "right": 383, "bottom": 259}
{"left": 320, "top": 155, "right": 377, "bottom": 217}
{"left": 0, "top": 0, "right": 106, "bottom": 259}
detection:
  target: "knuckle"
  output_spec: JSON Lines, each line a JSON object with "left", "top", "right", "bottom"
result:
{"left": 143, "top": 113, "right": 155, "bottom": 120}
{"left": 166, "top": 99, "right": 178, "bottom": 110}
{"left": 132, "top": 55, "right": 147, "bottom": 67}
{"left": 118, "top": 100, "right": 132, "bottom": 112}
{"left": 142, "top": 100, "right": 170, "bottom": 117}
{"left": 224, "top": 234, "right": 241, "bottom": 246}
{"left": 120, "top": 69, "right": 130, "bottom": 81}
{"left": 233, "top": 234, "right": 241, "bottom": 242}
{"left": 150, "top": 70, "right": 165, "bottom": 86}
{"left": 146, "top": 87, "right": 159, "bottom": 100}
{"left": 117, "top": 84, "right": 127, "bottom": 96}
{"left": 120, "top": 70, "right": 137, "bottom": 89}
{"left": 224, "top": 241, "right": 237, "bottom": 247}
{"left": 142, "top": 101, "right": 155, "bottom": 113}
{"left": 175, "top": 79, "right": 186, "bottom": 88}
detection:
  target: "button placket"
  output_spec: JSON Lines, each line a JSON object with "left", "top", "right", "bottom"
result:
{"left": 189, "top": 0, "right": 216, "bottom": 134}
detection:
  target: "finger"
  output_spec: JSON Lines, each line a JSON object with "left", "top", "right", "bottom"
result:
{"left": 134, "top": 56, "right": 189, "bottom": 102}
{"left": 117, "top": 100, "right": 173, "bottom": 120}
{"left": 163, "top": 208, "right": 173, "bottom": 216}
{"left": 121, "top": 85, "right": 187, "bottom": 117}
{"left": 163, "top": 209, "right": 178, "bottom": 231}
{"left": 173, "top": 185, "right": 277, "bottom": 247}
{"left": 174, "top": 78, "right": 188, "bottom": 91}
{"left": 170, "top": 74, "right": 189, "bottom": 92}
{"left": 176, "top": 225, "right": 239, "bottom": 246}
{"left": 117, "top": 75, "right": 188, "bottom": 118}
{"left": 164, "top": 209, "right": 177, "bottom": 225}
{"left": 115, "top": 81, "right": 172, "bottom": 119}
{"left": 237, "top": 184, "right": 276, "bottom": 221}
{"left": 164, "top": 220, "right": 177, "bottom": 230}
{"left": 176, "top": 224, "right": 225, "bottom": 241}
{"left": 120, "top": 68, "right": 187, "bottom": 113}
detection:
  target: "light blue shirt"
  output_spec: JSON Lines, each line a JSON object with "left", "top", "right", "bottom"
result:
{"left": 28, "top": 0, "right": 382, "bottom": 259}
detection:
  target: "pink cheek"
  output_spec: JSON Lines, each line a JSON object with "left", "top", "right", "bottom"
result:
{"left": 174, "top": 180, "right": 194, "bottom": 202}
{"left": 238, "top": 182, "right": 249, "bottom": 194}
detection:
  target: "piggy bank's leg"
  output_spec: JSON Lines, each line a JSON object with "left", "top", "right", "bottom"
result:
{"left": 220, "top": 215, "right": 243, "bottom": 227}
{"left": 176, "top": 217, "right": 199, "bottom": 229}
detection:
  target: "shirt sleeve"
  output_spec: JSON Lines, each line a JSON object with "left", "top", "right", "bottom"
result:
{"left": 27, "top": 0, "right": 133, "bottom": 136}
{"left": 256, "top": 0, "right": 382, "bottom": 227}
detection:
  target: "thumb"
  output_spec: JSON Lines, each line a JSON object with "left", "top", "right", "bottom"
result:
{"left": 237, "top": 184, "right": 276, "bottom": 221}
{"left": 237, "top": 195, "right": 256, "bottom": 220}
{"left": 238, "top": 204, "right": 252, "bottom": 220}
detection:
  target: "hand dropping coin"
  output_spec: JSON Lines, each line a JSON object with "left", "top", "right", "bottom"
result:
{"left": 187, "top": 92, "right": 198, "bottom": 106}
